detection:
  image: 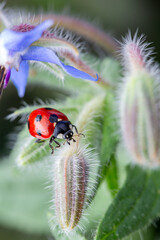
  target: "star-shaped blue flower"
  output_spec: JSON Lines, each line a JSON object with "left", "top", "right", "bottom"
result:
{"left": 0, "top": 20, "right": 98, "bottom": 97}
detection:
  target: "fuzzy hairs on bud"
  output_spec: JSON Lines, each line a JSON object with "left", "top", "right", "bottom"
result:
{"left": 49, "top": 142, "right": 99, "bottom": 234}
{"left": 119, "top": 31, "right": 160, "bottom": 168}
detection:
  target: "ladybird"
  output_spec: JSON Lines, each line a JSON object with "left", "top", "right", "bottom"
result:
{"left": 28, "top": 107, "right": 80, "bottom": 154}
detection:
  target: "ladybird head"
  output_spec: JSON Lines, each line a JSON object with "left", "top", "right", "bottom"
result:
{"left": 64, "top": 130, "right": 74, "bottom": 140}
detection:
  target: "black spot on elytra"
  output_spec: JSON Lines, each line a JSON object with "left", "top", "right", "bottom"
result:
{"left": 37, "top": 129, "right": 42, "bottom": 136}
{"left": 44, "top": 107, "right": 53, "bottom": 110}
{"left": 49, "top": 114, "right": 58, "bottom": 123}
{"left": 35, "top": 114, "right": 42, "bottom": 122}
{"left": 28, "top": 120, "right": 30, "bottom": 130}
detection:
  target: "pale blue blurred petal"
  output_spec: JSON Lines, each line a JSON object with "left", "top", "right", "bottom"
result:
{"left": 11, "top": 61, "right": 29, "bottom": 97}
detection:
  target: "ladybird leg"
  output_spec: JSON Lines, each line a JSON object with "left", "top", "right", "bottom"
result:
{"left": 49, "top": 138, "right": 54, "bottom": 154}
{"left": 53, "top": 139, "right": 61, "bottom": 149}
{"left": 79, "top": 133, "right": 85, "bottom": 137}
{"left": 35, "top": 139, "right": 45, "bottom": 144}
{"left": 72, "top": 124, "right": 78, "bottom": 134}
{"left": 72, "top": 138, "right": 76, "bottom": 142}
{"left": 72, "top": 125, "right": 85, "bottom": 137}
{"left": 67, "top": 141, "right": 70, "bottom": 145}
{"left": 49, "top": 136, "right": 61, "bottom": 154}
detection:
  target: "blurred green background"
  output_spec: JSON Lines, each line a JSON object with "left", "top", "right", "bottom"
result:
{"left": 0, "top": 0, "right": 160, "bottom": 239}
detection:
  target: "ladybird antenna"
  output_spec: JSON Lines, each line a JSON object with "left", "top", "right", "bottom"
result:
{"left": 72, "top": 124, "right": 78, "bottom": 134}
{"left": 72, "top": 138, "right": 76, "bottom": 142}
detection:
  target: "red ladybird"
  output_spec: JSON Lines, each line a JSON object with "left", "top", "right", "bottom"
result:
{"left": 28, "top": 107, "right": 79, "bottom": 154}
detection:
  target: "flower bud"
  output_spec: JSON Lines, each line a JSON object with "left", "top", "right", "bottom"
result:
{"left": 120, "top": 33, "right": 160, "bottom": 168}
{"left": 51, "top": 142, "right": 98, "bottom": 232}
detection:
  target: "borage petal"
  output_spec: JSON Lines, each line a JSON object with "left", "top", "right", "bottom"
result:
{"left": 22, "top": 46, "right": 62, "bottom": 65}
{"left": 22, "top": 46, "right": 98, "bottom": 81}
{"left": 11, "top": 61, "right": 29, "bottom": 97}
{"left": 1, "top": 20, "right": 53, "bottom": 52}
{"left": 61, "top": 63, "right": 98, "bottom": 81}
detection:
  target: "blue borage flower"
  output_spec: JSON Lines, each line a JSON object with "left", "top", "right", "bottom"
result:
{"left": 0, "top": 19, "right": 98, "bottom": 97}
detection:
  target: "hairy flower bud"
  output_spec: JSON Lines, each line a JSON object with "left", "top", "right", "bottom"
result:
{"left": 120, "top": 33, "right": 160, "bottom": 168}
{"left": 51, "top": 143, "right": 98, "bottom": 232}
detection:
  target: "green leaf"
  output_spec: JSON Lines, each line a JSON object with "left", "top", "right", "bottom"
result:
{"left": 100, "top": 91, "right": 119, "bottom": 176}
{"left": 75, "top": 95, "right": 106, "bottom": 205}
{"left": 10, "top": 125, "right": 51, "bottom": 166}
{"left": 105, "top": 154, "right": 119, "bottom": 198}
{"left": 0, "top": 160, "right": 51, "bottom": 234}
{"left": 124, "top": 227, "right": 155, "bottom": 240}
{"left": 95, "top": 165, "right": 160, "bottom": 240}
{"left": 83, "top": 92, "right": 118, "bottom": 204}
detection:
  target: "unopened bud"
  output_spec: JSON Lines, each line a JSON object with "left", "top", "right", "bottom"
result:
{"left": 51, "top": 142, "right": 98, "bottom": 232}
{"left": 120, "top": 33, "right": 160, "bottom": 168}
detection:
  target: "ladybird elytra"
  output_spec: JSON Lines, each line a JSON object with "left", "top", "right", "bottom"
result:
{"left": 28, "top": 107, "right": 81, "bottom": 154}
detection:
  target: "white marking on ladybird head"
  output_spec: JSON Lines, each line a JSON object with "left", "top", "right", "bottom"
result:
{"left": 56, "top": 133, "right": 63, "bottom": 139}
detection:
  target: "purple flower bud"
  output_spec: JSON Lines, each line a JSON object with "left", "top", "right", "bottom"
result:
{"left": 51, "top": 143, "right": 99, "bottom": 232}
{"left": 120, "top": 32, "right": 160, "bottom": 168}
